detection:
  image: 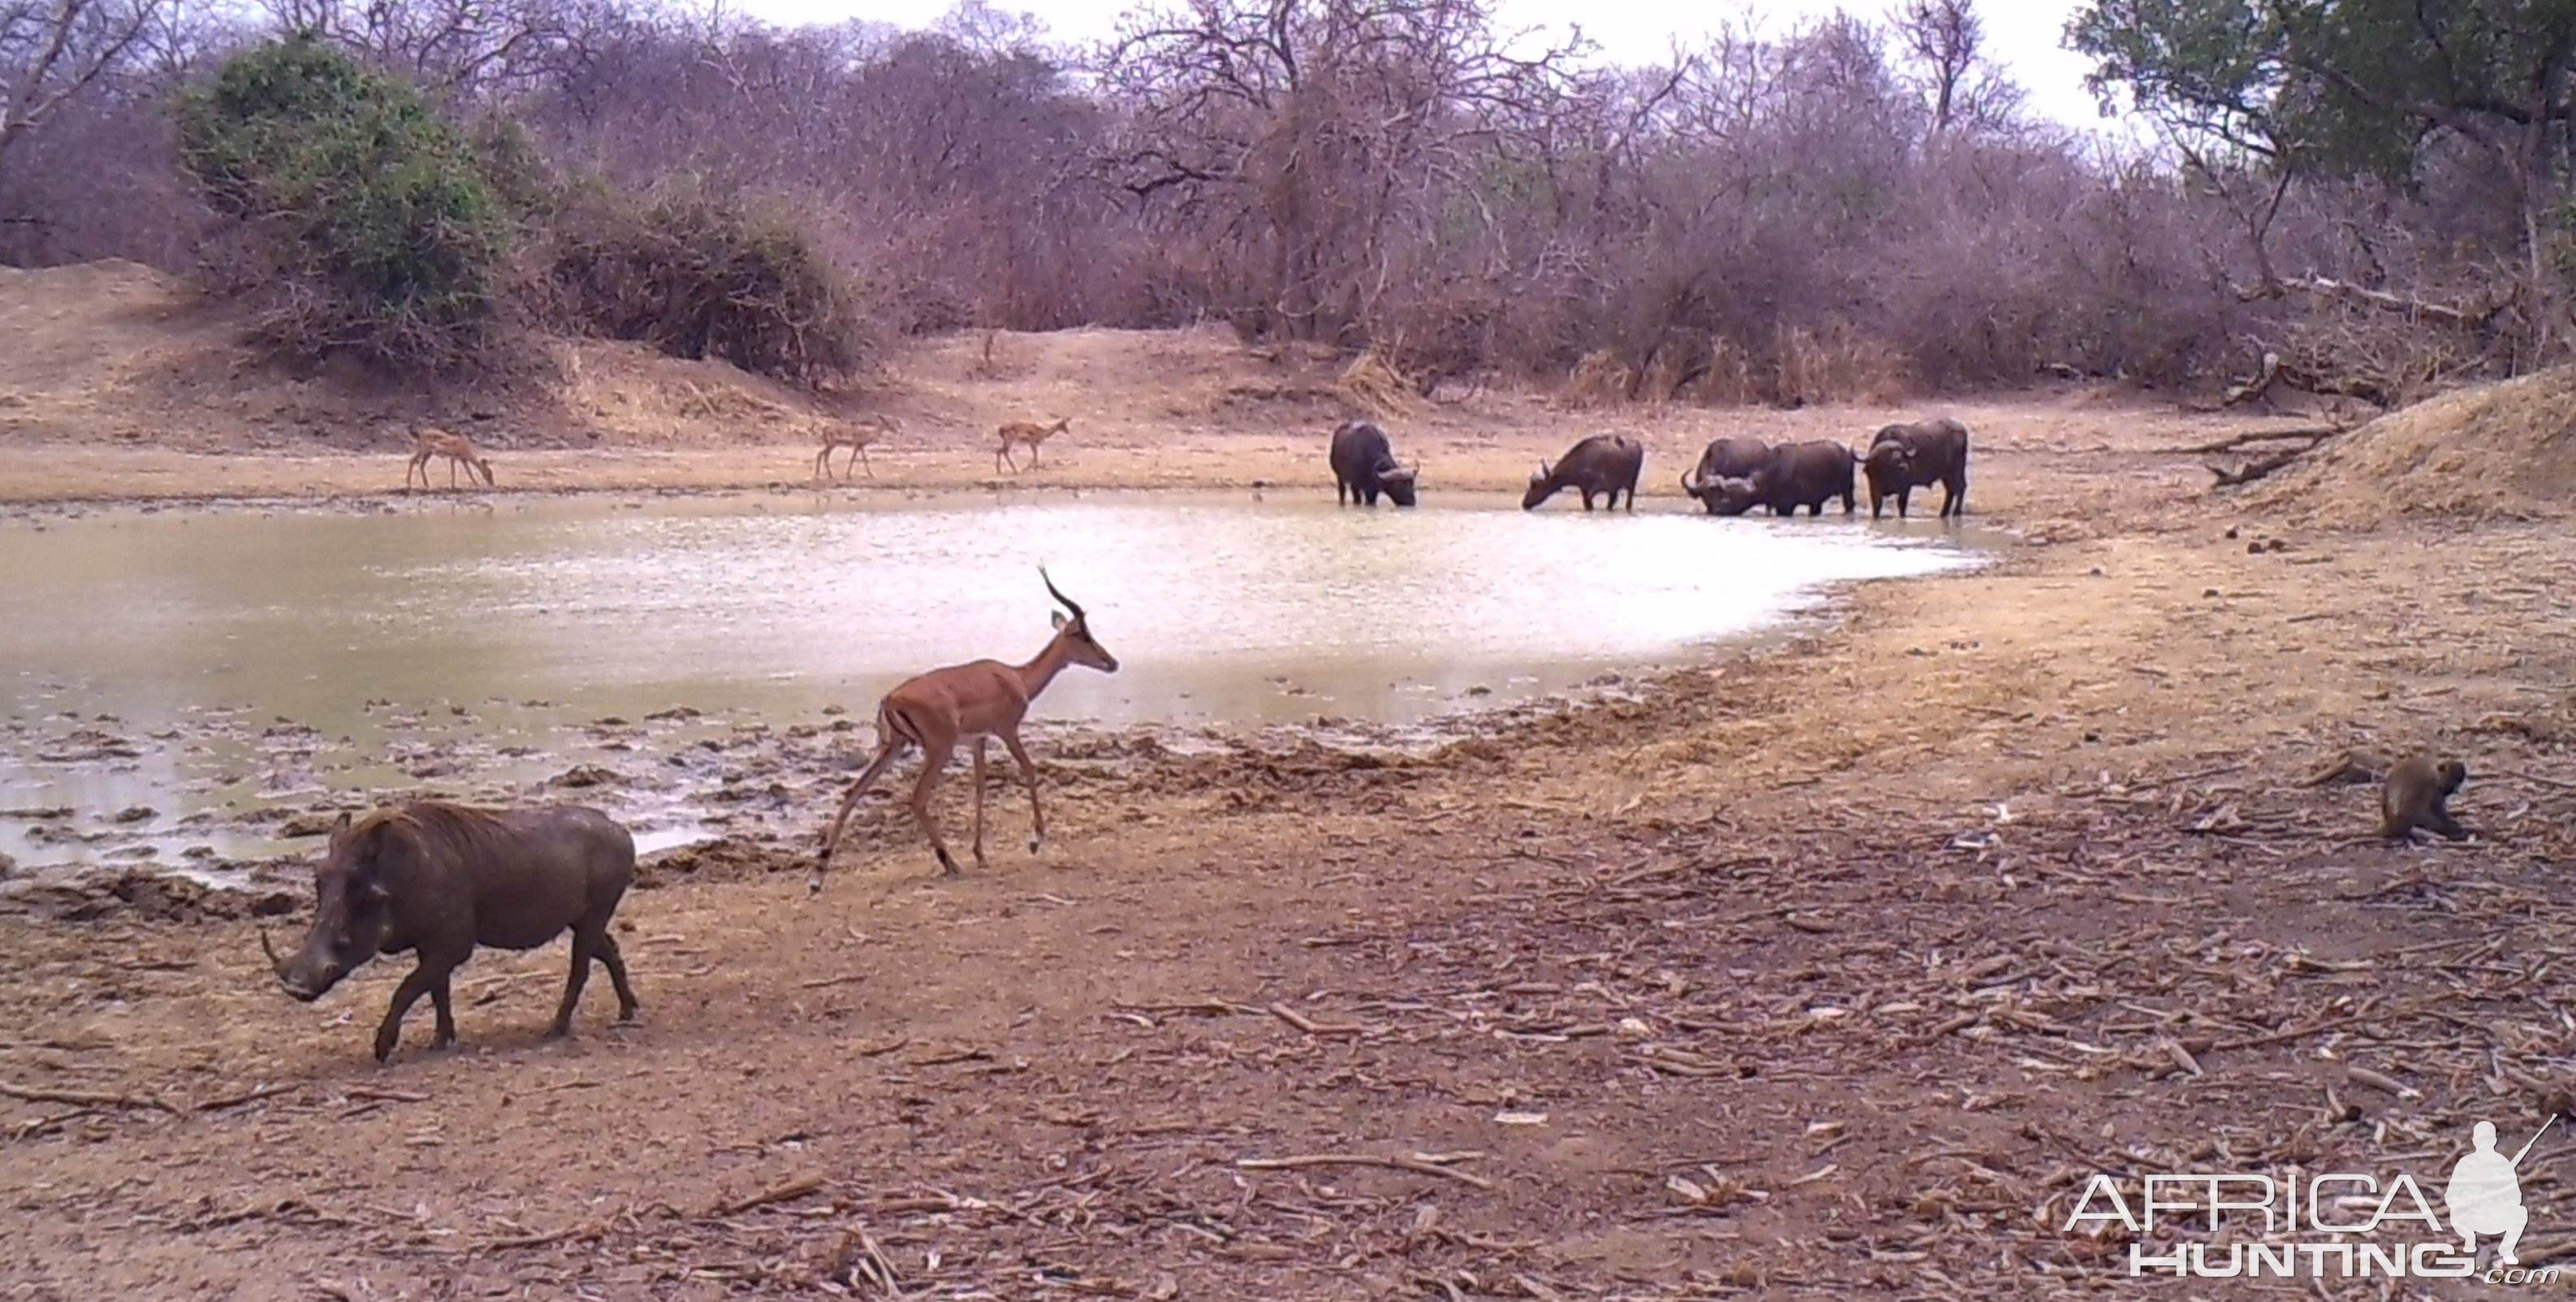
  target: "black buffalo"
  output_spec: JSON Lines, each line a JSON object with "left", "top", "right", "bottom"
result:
{"left": 1699, "top": 440, "right": 1858, "bottom": 517}
{"left": 1524, "top": 434, "right": 1645, "bottom": 512}
{"left": 1861, "top": 417, "right": 1969, "bottom": 520}
{"left": 1329, "top": 421, "right": 1419, "bottom": 507}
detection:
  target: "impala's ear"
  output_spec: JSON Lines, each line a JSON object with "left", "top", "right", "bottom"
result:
{"left": 1051, "top": 611, "right": 1070, "bottom": 631}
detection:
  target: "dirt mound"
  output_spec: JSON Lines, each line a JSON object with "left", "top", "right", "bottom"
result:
{"left": 888, "top": 324, "right": 1362, "bottom": 446}
{"left": 0, "top": 262, "right": 1377, "bottom": 461}
{"left": 2245, "top": 366, "right": 2576, "bottom": 526}
{"left": 0, "top": 259, "right": 833, "bottom": 455}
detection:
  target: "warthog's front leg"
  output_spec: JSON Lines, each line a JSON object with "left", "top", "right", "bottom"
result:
{"left": 429, "top": 975, "right": 458, "bottom": 1050}
{"left": 374, "top": 962, "right": 444, "bottom": 1062}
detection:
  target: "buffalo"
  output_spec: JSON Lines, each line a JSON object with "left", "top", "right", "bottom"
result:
{"left": 1329, "top": 420, "right": 1420, "bottom": 507}
{"left": 1524, "top": 434, "right": 1645, "bottom": 511}
{"left": 263, "top": 801, "right": 642, "bottom": 1062}
{"left": 1699, "top": 440, "right": 1859, "bottom": 517}
{"left": 1861, "top": 417, "right": 1969, "bottom": 519}
{"left": 1679, "top": 436, "right": 1771, "bottom": 514}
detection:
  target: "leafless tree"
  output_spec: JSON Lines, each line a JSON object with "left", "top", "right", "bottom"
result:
{"left": 1887, "top": 0, "right": 2019, "bottom": 136}
{"left": 0, "top": 0, "right": 164, "bottom": 180}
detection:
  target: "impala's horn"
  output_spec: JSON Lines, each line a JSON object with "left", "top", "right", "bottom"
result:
{"left": 1039, "top": 565, "right": 1086, "bottom": 625}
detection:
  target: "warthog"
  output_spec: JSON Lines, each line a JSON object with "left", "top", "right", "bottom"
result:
{"left": 1700, "top": 440, "right": 1859, "bottom": 517}
{"left": 1862, "top": 417, "right": 1970, "bottom": 519}
{"left": 1679, "top": 436, "right": 1771, "bottom": 514}
{"left": 1524, "top": 434, "right": 1645, "bottom": 511}
{"left": 1329, "top": 420, "right": 1419, "bottom": 507}
{"left": 262, "top": 801, "right": 641, "bottom": 1062}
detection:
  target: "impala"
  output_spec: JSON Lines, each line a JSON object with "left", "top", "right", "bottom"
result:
{"left": 815, "top": 416, "right": 894, "bottom": 482}
{"left": 408, "top": 425, "right": 495, "bottom": 491}
{"left": 811, "top": 568, "right": 1119, "bottom": 889}
{"left": 994, "top": 417, "right": 1069, "bottom": 472}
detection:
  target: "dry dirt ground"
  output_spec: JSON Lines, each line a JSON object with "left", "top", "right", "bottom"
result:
{"left": 6, "top": 263, "right": 2576, "bottom": 1300}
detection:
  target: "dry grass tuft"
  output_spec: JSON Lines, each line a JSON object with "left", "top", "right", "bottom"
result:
{"left": 1333, "top": 348, "right": 1418, "bottom": 419}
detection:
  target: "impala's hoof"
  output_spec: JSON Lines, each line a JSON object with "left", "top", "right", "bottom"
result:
{"left": 1027, "top": 837, "right": 1041, "bottom": 855}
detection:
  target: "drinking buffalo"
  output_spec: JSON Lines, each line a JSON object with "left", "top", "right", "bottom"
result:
{"left": 1329, "top": 420, "right": 1420, "bottom": 507}
{"left": 1524, "top": 434, "right": 1645, "bottom": 512}
{"left": 1679, "top": 436, "right": 1770, "bottom": 514}
{"left": 1862, "top": 417, "right": 1969, "bottom": 519}
{"left": 262, "top": 801, "right": 642, "bottom": 1062}
{"left": 1699, "top": 440, "right": 1858, "bottom": 517}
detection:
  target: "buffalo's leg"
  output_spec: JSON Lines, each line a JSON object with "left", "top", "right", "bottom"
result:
{"left": 594, "top": 931, "right": 642, "bottom": 1021}
{"left": 549, "top": 928, "right": 599, "bottom": 1038}
{"left": 1005, "top": 731, "right": 1045, "bottom": 854}
{"left": 374, "top": 961, "right": 447, "bottom": 1062}
{"left": 429, "top": 975, "right": 458, "bottom": 1049}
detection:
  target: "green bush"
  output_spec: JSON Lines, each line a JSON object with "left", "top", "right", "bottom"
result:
{"left": 176, "top": 35, "right": 511, "bottom": 372}
{"left": 542, "top": 182, "right": 870, "bottom": 387}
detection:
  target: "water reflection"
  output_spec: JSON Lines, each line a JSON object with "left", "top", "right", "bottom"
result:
{"left": 0, "top": 489, "right": 1990, "bottom": 867}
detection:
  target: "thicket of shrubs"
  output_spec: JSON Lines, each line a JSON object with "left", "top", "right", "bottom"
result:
{"left": 169, "top": 34, "right": 868, "bottom": 383}
{"left": 176, "top": 36, "right": 512, "bottom": 372}
{"left": 538, "top": 184, "right": 871, "bottom": 387}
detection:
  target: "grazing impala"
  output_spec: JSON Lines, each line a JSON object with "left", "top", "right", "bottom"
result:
{"left": 994, "top": 417, "right": 1069, "bottom": 472}
{"left": 407, "top": 425, "right": 495, "bottom": 491}
{"left": 812, "top": 568, "right": 1118, "bottom": 888}
{"left": 815, "top": 416, "right": 895, "bottom": 481}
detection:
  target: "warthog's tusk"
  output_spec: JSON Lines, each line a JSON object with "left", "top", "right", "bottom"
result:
{"left": 258, "top": 926, "right": 285, "bottom": 972}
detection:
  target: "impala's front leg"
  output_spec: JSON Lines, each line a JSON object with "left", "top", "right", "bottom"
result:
{"left": 970, "top": 735, "right": 990, "bottom": 869}
{"left": 909, "top": 735, "right": 960, "bottom": 876}
{"left": 1003, "top": 730, "right": 1045, "bottom": 854}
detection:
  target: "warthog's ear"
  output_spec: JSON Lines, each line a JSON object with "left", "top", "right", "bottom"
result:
{"left": 325, "top": 811, "right": 352, "bottom": 846}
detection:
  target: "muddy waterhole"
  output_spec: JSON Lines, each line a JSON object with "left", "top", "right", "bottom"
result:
{"left": 0, "top": 489, "right": 1987, "bottom": 873}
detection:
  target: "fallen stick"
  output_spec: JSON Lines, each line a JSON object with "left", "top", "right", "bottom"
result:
{"left": 1236, "top": 1153, "right": 1495, "bottom": 1190}
{"left": 2168, "top": 426, "right": 2345, "bottom": 455}
{"left": 194, "top": 1083, "right": 299, "bottom": 1114}
{"left": 1267, "top": 1002, "right": 1365, "bottom": 1038}
{"left": 0, "top": 1080, "right": 179, "bottom": 1114}
{"left": 341, "top": 1086, "right": 430, "bottom": 1104}
{"left": 797, "top": 973, "right": 867, "bottom": 990}
{"left": 2213, "top": 1011, "right": 2377, "bottom": 1053}
{"left": 708, "top": 1172, "right": 829, "bottom": 1218}
{"left": 475, "top": 1221, "right": 607, "bottom": 1252}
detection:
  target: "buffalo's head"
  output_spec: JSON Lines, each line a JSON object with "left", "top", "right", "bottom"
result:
{"left": 1375, "top": 461, "right": 1419, "bottom": 507}
{"left": 1521, "top": 461, "right": 1557, "bottom": 510}
{"left": 1702, "top": 475, "right": 1763, "bottom": 517}
{"left": 1864, "top": 438, "right": 1913, "bottom": 483}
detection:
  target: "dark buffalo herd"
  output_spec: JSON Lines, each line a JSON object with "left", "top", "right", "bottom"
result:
{"left": 1328, "top": 417, "right": 1969, "bottom": 521}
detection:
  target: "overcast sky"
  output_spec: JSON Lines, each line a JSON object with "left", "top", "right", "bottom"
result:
{"left": 726, "top": 0, "right": 2126, "bottom": 132}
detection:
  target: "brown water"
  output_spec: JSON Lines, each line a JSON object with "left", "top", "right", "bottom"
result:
{"left": 0, "top": 489, "right": 1990, "bottom": 872}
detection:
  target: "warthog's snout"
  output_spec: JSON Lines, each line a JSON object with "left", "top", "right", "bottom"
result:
{"left": 261, "top": 926, "right": 330, "bottom": 1001}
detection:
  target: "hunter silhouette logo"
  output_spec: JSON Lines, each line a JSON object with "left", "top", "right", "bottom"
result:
{"left": 2448, "top": 1117, "right": 2553, "bottom": 1266}
{"left": 2064, "top": 1114, "right": 2564, "bottom": 1283}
